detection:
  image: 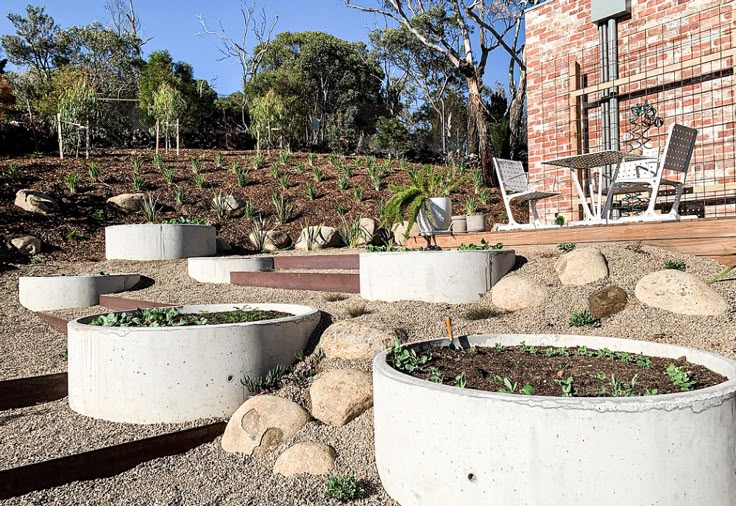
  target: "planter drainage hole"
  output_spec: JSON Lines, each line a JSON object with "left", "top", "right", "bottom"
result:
{"left": 227, "top": 375, "right": 234, "bottom": 382}
{"left": 467, "top": 473, "right": 477, "bottom": 483}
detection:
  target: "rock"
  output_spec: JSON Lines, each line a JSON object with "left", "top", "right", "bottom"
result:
{"left": 309, "top": 369, "right": 373, "bottom": 426}
{"left": 635, "top": 270, "right": 728, "bottom": 316}
{"left": 224, "top": 194, "right": 243, "bottom": 212}
{"left": 320, "top": 320, "right": 396, "bottom": 360}
{"left": 265, "top": 230, "right": 291, "bottom": 251}
{"left": 295, "top": 226, "right": 342, "bottom": 250}
{"left": 106, "top": 193, "right": 146, "bottom": 213}
{"left": 555, "top": 248, "right": 609, "bottom": 286}
{"left": 216, "top": 239, "right": 233, "bottom": 253}
{"left": 391, "top": 221, "right": 419, "bottom": 246}
{"left": 15, "top": 189, "right": 58, "bottom": 215}
{"left": 221, "top": 395, "right": 311, "bottom": 455}
{"left": 356, "top": 218, "right": 376, "bottom": 247}
{"left": 491, "top": 276, "right": 547, "bottom": 312}
{"left": 589, "top": 286, "right": 628, "bottom": 318}
{"left": 10, "top": 236, "right": 41, "bottom": 256}
{"left": 273, "top": 442, "right": 336, "bottom": 477}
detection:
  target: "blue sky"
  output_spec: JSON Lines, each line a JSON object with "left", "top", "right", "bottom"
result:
{"left": 0, "top": 0, "right": 513, "bottom": 96}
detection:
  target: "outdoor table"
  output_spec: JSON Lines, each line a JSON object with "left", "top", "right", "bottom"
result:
{"left": 543, "top": 151, "right": 656, "bottom": 223}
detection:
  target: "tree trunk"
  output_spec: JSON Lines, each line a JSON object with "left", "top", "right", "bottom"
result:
{"left": 467, "top": 77, "right": 496, "bottom": 187}
{"left": 508, "top": 68, "right": 527, "bottom": 160}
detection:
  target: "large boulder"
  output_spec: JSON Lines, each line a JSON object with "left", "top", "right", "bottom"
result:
{"left": 15, "top": 189, "right": 58, "bottom": 215}
{"left": 635, "top": 270, "right": 728, "bottom": 316}
{"left": 221, "top": 395, "right": 311, "bottom": 455}
{"left": 491, "top": 276, "right": 547, "bottom": 312}
{"left": 555, "top": 248, "right": 609, "bottom": 286}
{"left": 107, "top": 193, "right": 146, "bottom": 213}
{"left": 391, "top": 221, "right": 419, "bottom": 246}
{"left": 320, "top": 320, "right": 396, "bottom": 360}
{"left": 295, "top": 226, "right": 341, "bottom": 250}
{"left": 273, "top": 442, "right": 336, "bottom": 477}
{"left": 309, "top": 369, "right": 373, "bottom": 426}
{"left": 10, "top": 235, "right": 41, "bottom": 256}
{"left": 355, "top": 218, "right": 377, "bottom": 247}
{"left": 589, "top": 286, "right": 628, "bottom": 318}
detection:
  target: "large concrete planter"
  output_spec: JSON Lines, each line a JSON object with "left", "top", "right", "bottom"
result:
{"left": 374, "top": 334, "right": 736, "bottom": 506}
{"left": 360, "top": 250, "right": 515, "bottom": 304}
{"left": 68, "top": 303, "right": 320, "bottom": 424}
{"left": 188, "top": 256, "right": 274, "bottom": 283}
{"left": 418, "top": 197, "right": 451, "bottom": 234}
{"left": 18, "top": 273, "right": 140, "bottom": 311}
{"left": 105, "top": 223, "right": 216, "bottom": 260}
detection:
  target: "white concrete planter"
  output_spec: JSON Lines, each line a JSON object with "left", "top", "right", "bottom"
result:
{"left": 18, "top": 273, "right": 141, "bottom": 311}
{"left": 374, "top": 334, "right": 736, "bottom": 506}
{"left": 360, "top": 250, "right": 515, "bottom": 304}
{"left": 105, "top": 224, "right": 216, "bottom": 260}
{"left": 68, "top": 303, "right": 320, "bottom": 424}
{"left": 465, "top": 213, "right": 486, "bottom": 232}
{"left": 188, "top": 256, "right": 274, "bottom": 283}
{"left": 418, "top": 197, "right": 451, "bottom": 234}
{"left": 451, "top": 215, "right": 467, "bottom": 233}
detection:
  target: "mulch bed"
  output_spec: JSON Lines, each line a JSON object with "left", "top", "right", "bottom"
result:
{"left": 398, "top": 345, "right": 727, "bottom": 397}
{"left": 0, "top": 149, "right": 527, "bottom": 265}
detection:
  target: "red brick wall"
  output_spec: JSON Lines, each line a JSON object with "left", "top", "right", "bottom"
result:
{"left": 525, "top": 0, "right": 735, "bottom": 222}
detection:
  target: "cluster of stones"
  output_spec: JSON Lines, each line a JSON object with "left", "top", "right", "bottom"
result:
{"left": 491, "top": 247, "right": 727, "bottom": 317}
{"left": 9, "top": 189, "right": 60, "bottom": 257}
{"left": 220, "top": 320, "right": 396, "bottom": 476}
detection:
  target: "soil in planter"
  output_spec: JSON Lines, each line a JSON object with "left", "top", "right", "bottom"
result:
{"left": 88, "top": 307, "right": 292, "bottom": 327}
{"left": 392, "top": 344, "right": 727, "bottom": 397}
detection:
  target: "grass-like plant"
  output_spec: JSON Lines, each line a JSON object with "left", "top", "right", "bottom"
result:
{"left": 464, "top": 198, "right": 477, "bottom": 215}
{"left": 323, "top": 293, "right": 349, "bottom": 302}
{"left": 194, "top": 173, "right": 206, "bottom": 189}
{"left": 471, "top": 169, "right": 484, "bottom": 193}
{"left": 341, "top": 163, "right": 353, "bottom": 178}
{"left": 141, "top": 193, "right": 159, "bottom": 222}
{"left": 301, "top": 221, "right": 325, "bottom": 251}
{"left": 295, "top": 160, "right": 305, "bottom": 173}
{"left": 249, "top": 215, "right": 269, "bottom": 252}
{"left": 307, "top": 152, "right": 316, "bottom": 167}
{"left": 664, "top": 259, "right": 687, "bottom": 271}
{"left": 87, "top": 162, "right": 100, "bottom": 182}
{"left": 336, "top": 203, "right": 347, "bottom": 216}
{"left": 312, "top": 166, "right": 323, "bottom": 182}
{"left": 252, "top": 152, "right": 266, "bottom": 169}
{"left": 5, "top": 164, "right": 21, "bottom": 182}
{"left": 190, "top": 156, "right": 202, "bottom": 174}
{"left": 338, "top": 216, "right": 370, "bottom": 248}
{"left": 173, "top": 186, "right": 185, "bottom": 207}
{"left": 131, "top": 155, "right": 143, "bottom": 175}
{"left": 369, "top": 168, "right": 382, "bottom": 191}
{"left": 64, "top": 172, "right": 80, "bottom": 193}
{"left": 64, "top": 229, "right": 85, "bottom": 241}
{"left": 270, "top": 163, "right": 280, "bottom": 178}
{"left": 242, "top": 199, "right": 255, "bottom": 220}
{"left": 272, "top": 191, "right": 294, "bottom": 224}
{"left": 211, "top": 191, "right": 229, "bottom": 220}
{"left": 337, "top": 175, "right": 350, "bottom": 191}
{"left": 214, "top": 152, "right": 224, "bottom": 168}
{"left": 241, "top": 364, "right": 290, "bottom": 395}
{"left": 557, "top": 242, "right": 576, "bottom": 253}
{"left": 477, "top": 187, "right": 490, "bottom": 206}
{"left": 569, "top": 309, "right": 601, "bottom": 328}
{"left": 232, "top": 162, "right": 249, "bottom": 187}
{"left": 131, "top": 174, "right": 144, "bottom": 191}
{"left": 278, "top": 173, "right": 290, "bottom": 190}
{"left": 352, "top": 185, "right": 364, "bottom": 203}
{"left": 382, "top": 165, "right": 465, "bottom": 233}
{"left": 324, "top": 475, "right": 366, "bottom": 503}
{"left": 305, "top": 182, "right": 317, "bottom": 200}
{"left": 278, "top": 149, "right": 291, "bottom": 166}
{"left": 152, "top": 153, "right": 164, "bottom": 171}
{"left": 162, "top": 166, "right": 175, "bottom": 185}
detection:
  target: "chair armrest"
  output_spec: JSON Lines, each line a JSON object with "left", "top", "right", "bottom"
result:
{"left": 528, "top": 175, "right": 559, "bottom": 192}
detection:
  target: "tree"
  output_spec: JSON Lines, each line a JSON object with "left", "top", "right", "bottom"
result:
{"left": 249, "top": 89, "right": 285, "bottom": 150}
{"left": 345, "top": 0, "right": 541, "bottom": 183}
{"left": 105, "top": 0, "right": 147, "bottom": 57}
{"left": 197, "top": 1, "right": 278, "bottom": 90}
{"left": 150, "top": 82, "right": 185, "bottom": 151}
{"left": 1, "top": 5, "right": 69, "bottom": 78}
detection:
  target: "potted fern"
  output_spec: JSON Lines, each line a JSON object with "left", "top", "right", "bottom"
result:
{"left": 382, "top": 165, "right": 464, "bottom": 237}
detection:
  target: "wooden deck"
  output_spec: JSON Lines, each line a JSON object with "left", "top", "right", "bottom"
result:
{"left": 407, "top": 217, "right": 736, "bottom": 266}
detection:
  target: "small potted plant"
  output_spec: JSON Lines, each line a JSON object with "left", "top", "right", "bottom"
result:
{"left": 464, "top": 198, "right": 485, "bottom": 233}
{"left": 382, "top": 165, "right": 464, "bottom": 237}
{"left": 451, "top": 214, "right": 467, "bottom": 234}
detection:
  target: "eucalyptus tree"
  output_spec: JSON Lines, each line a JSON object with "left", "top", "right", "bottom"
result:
{"left": 1, "top": 5, "right": 69, "bottom": 78}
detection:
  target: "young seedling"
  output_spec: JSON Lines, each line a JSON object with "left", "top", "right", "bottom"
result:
{"left": 569, "top": 309, "right": 601, "bottom": 328}
{"left": 666, "top": 364, "right": 696, "bottom": 391}
{"left": 390, "top": 338, "right": 431, "bottom": 373}
{"left": 554, "top": 376, "right": 575, "bottom": 397}
{"left": 664, "top": 259, "right": 687, "bottom": 271}
{"left": 324, "top": 475, "right": 366, "bottom": 502}
{"left": 557, "top": 242, "right": 576, "bottom": 253}
{"left": 428, "top": 367, "right": 444, "bottom": 384}
{"left": 454, "top": 371, "right": 467, "bottom": 388}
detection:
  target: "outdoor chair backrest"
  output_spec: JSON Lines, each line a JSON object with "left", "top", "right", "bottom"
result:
{"left": 493, "top": 158, "right": 528, "bottom": 193}
{"left": 660, "top": 124, "right": 698, "bottom": 173}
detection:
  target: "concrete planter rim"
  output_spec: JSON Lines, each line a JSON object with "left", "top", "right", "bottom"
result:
{"left": 105, "top": 223, "right": 213, "bottom": 229}
{"left": 360, "top": 250, "right": 505, "bottom": 256}
{"left": 70, "top": 303, "right": 320, "bottom": 331}
{"left": 20, "top": 272, "right": 139, "bottom": 279}
{"left": 373, "top": 334, "right": 736, "bottom": 409}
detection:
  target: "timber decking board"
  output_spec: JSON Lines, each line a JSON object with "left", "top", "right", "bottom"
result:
{"left": 273, "top": 254, "right": 360, "bottom": 270}
{"left": 0, "top": 422, "right": 226, "bottom": 499}
{"left": 230, "top": 271, "right": 360, "bottom": 293}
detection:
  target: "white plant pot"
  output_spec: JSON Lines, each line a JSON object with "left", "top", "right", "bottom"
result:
{"left": 451, "top": 216, "right": 467, "bottom": 233}
{"left": 418, "top": 197, "right": 451, "bottom": 234}
{"left": 466, "top": 213, "right": 486, "bottom": 232}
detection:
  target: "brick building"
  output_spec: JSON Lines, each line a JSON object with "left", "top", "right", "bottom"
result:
{"left": 525, "top": 0, "right": 735, "bottom": 222}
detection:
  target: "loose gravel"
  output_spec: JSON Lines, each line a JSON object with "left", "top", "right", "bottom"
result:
{"left": 1, "top": 243, "right": 735, "bottom": 505}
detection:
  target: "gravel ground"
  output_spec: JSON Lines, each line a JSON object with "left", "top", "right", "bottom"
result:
{"left": 2, "top": 243, "right": 735, "bottom": 505}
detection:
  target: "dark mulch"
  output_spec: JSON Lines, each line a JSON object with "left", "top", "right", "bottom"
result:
{"left": 0, "top": 149, "right": 528, "bottom": 264}
{"left": 399, "top": 345, "right": 727, "bottom": 397}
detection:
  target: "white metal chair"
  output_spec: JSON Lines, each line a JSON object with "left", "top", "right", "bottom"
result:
{"left": 493, "top": 158, "right": 560, "bottom": 231}
{"left": 603, "top": 124, "right": 698, "bottom": 222}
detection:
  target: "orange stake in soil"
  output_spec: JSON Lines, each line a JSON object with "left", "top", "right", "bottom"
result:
{"left": 444, "top": 316, "right": 454, "bottom": 344}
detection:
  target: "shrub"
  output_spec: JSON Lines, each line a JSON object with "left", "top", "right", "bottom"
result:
{"left": 664, "top": 259, "right": 686, "bottom": 271}
{"left": 324, "top": 475, "right": 366, "bottom": 503}
{"left": 555, "top": 214, "right": 565, "bottom": 226}
{"left": 569, "top": 309, "right": 601, "bottom": 328}
{"left": 557, "top": 242, "right": 576, "bottom": 253}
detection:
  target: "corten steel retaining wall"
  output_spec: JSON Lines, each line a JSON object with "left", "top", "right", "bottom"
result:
{"left": 525, "top": 0, "right": 736, "bottom": 222}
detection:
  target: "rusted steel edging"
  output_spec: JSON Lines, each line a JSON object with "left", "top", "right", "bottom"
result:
{"left": 99, "top": 295, "right": 175, "bottom": 310}
{"left": 35, "top": 312, "right": 69, "bottom": 336}
{"left": 272, "top": 254, "right": 360, "bottom": 271}
{"left": 0, "top": 373, "right": 68, "bottom": 410}
{"left": 0, "top": 422, "right": 226, "bottom": 499}
{"left": 231, "top": 271, "right": 360, "bottom": 293}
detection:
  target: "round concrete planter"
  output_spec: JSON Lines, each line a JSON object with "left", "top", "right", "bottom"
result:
{"left": 105, "top": 223, "right": 216, "bottom": 260}
{"left": 418, "top": 197, "right": 451, "bottom": 234}
{"left": 18, "top": 273, "right": 141, "bottom": 311}
{"left": 68, "top": 303, "right": 320, "bottom": 424}
{"left": 465, "top": 213, "right": 486, "bottom": 232}
{"left": 374, "top": 334, "right": 736, "bottom": 506}
{"left": 188, "top": 256, "right": 274, "bottom": 283}
{"left": 450, "top": 215, "right": 467, "bottom": 233}
{"left": 360, "top": 250, "right": 515, "bottom": 304}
